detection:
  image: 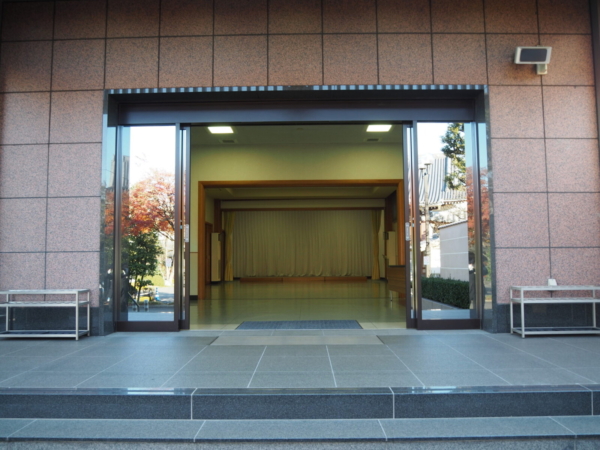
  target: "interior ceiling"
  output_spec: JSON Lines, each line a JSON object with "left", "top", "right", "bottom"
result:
{"left": 192, "top": 123, "right": 402, "bottom": 146}
{"left": 195, "top": 123, "right": 401, "bottom": 201}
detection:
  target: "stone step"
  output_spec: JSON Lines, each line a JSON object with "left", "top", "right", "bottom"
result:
{"left": 1, "top": 416, "right": 600, "bottom": 448}
{"left": 1, "top": 384, "right": 599, "bottom": 420}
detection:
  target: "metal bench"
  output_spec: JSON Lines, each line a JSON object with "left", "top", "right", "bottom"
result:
{"left": 0, "top": 289, "right": 90, "bottom": 340}
{"left": 510, "top": 285, "right": 600, "bottom": 338}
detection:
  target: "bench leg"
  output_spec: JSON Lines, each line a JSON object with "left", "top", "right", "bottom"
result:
{"left": 87, "top": 292, "right": 91, "bottom": 337}
{"left": 510, "top": 301, "right": 514, "bottom": 335}
{"left": 520, "top": 299, "right": 525, "bottom": 338}
{"left": 75, "top": 292, "right": 79, "bottom": 341}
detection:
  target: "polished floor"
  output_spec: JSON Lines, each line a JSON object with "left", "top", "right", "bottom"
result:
{"left": 2, "top": 330, "right": 600, "bottom": 389}
{"left": 190, "top": 280, "right": 406, "bottom": 330}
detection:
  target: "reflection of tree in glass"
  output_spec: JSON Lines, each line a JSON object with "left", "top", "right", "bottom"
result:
{"left": 128, "top": 170, "right": 175, "bottom": 239}
{"left": 127, "top": 232, "right": 162, "bottom": 304}
{"left": 127, "top": 170, "right": 176, "bottom": 285}
{"left": 441, "top": 123, "right": 465, "bottom": 190}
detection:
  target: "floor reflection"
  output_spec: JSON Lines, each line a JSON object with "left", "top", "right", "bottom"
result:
{"left": 190, "top": 280, "right": 406, "bottom": 330}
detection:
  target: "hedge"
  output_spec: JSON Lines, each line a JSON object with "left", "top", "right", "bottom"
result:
{"left": 421, "top": 277, "right": 470, "bottom": 309}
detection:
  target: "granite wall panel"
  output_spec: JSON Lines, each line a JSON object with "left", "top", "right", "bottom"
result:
{"left": 107, "top": 0, "right": 159, "bottom": 38}
{"left": 538, "top": 0, "right": 591, "bottom": 34}
{"left": 159, "top": 37, "right": 213, "bottom": 88}
{"left": 214, "top": 36, "right": 267, "bottom": 87}
{"left": 0, "top": 198, "right": 47, "bottom": 253}
{"left": 0, "top": 145, "right": 48, "bottom": 198}
{"left": 0, "top": 0, "right": 596, "bottom": 334}
{"left": 548, "top": 193, "right": 600, "bottom": 248}
{"left": 54, "top": 0, "right": 107, "bottom": 39}
{"left": 105, "top": 38, "right": 159, "bottom": 89}
{"left": 377, "top": 0, "right": 431, "bottom": 33}
{"left": 160, "top": 0, "right": 213, "bottom": 36}
{"left": 490, "top": 139, "right": 546, "bottom": 193}
{"left": 432, "top": 34, "right": 487, "bottom": 85}
{"left": 552, "top": 248, "right": 600, "bottom": 286}
{"left": 493, "top": 193, "right": 550, "bottom": 248}
{"left": 45, "top": 252, "right": 101, "bottom": 306}
{"left": 323, "top": 34, "right": 378, "bottom": 85}
{"left": 268, "top": 0, "right": 322, "bottom": 34}
{"left": 0, "top": 253, "right": 46, "bottom": 290}
{"left": 378, "top": 34, "right": 433, "bottom": 85}
{"left": 268, "top": 35, "right": 322, "bottom": 86}
{"left": 214, "top": 0, "right": 267, "bottom": 35}
{"left": 543, "top": 86, "right": 598, "bottom": 139}
{"left": 431, "top": 0, "right": 484, "bottom": 33}
{"left": 0, "top": 41, "right": 53, "bottom": 93}
{"left": 489, "top": 86, "right": 544, "bottom": 138}
{"left": 48, "top": 144, "right": 102, "bottom": 197}
{"left": 484, "top": 0, "right": 538, "bottom": 33}
{"left": 0, "top": 93, "right": 50, "bottom": 145}
{"left": 52, "top": 40, "right": 106, "bottom": 91}
{"left": 46, "top": 197, "right": 101, "bottom": 252}
{"left": 546, "top": 139, "right": 600, "bottom": 193}
{"left": 540, "top": 35, "right": 594, "bottom": 86}
{"left": 1, "top": 1, "right": 54, "bottom": 41}
{"left": 495, "top": 248, "right": 551, "bottom": 305}
{"left": 50, "top": 91, "right": 104, "bottom": 143}
{"left": 323, "top": 0, "right": 376, "bottom": 33}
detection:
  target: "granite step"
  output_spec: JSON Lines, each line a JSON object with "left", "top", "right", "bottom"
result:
{"left": 0, "top": 384, "right": 599, "bottom": 421}
{"left": 1, "top": 416, "right": 600, "bottom": 448}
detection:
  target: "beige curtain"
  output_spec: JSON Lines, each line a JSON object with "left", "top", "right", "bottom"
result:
{"left": 371, "top": 210, "right": 381, "bottom": 280}
{"left": 223, "top": 211, "right": 235, "bottom": 281}
{"left": 233, "top": 210, "right": 372, "bottom": 277}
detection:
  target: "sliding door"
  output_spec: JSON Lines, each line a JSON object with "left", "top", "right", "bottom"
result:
{"left": 114, "top": 125, "right": 182, "bottom": 331}
{"left": 406, "top": 122, "right": 482, "bottom": 329}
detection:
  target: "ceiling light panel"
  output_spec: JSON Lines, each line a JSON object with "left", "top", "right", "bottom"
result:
{"left": 208, "top": 126, "right": 234, "bottom": 134}
{"left": 367, "top": 124, "right": 392, "bottom": 132}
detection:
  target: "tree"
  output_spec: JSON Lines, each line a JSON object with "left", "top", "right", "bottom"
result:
{"left": 441, "top": 123, "right": 466, "bottom": 190}
{"left": 126, "top": 231, "right": 162, "bottom": 304}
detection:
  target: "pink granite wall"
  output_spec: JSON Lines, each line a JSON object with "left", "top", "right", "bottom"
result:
{"left": 0, "top": 0, "right": 597, "bottom": 310}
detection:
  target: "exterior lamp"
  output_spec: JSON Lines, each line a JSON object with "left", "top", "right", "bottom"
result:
{"left": 514, "top": 46, "right": 552, "bottom": 75}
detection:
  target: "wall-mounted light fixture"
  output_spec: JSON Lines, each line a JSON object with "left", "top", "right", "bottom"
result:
{"left": 514, "top": 46, "right": 552, "bottom": 75}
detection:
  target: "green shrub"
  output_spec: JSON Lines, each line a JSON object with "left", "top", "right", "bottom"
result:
{"left": 421, "top": 277, "right": 470, "bottom": 309}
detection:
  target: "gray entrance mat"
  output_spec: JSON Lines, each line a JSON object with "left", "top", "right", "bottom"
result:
{"left": 236, "top": 320, "right": 362, "bottom": 330}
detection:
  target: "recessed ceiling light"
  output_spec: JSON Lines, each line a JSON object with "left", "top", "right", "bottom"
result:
{"left": 208, "top": 126, "right": 234, "bottom": 134}
{"left": 367, "top": 124, "right": 392, "bottom": 132}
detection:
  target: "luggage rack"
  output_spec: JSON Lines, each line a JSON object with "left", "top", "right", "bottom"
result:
{"left": 0, "top": 289, "right": 90, "bottom": 340}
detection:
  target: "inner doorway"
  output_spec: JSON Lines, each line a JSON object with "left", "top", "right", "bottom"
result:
{"left": 190, "top": 124, "right": 407, "bottom": 330}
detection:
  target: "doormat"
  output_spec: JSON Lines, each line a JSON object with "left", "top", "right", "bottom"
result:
{"left": 236, "top": 320, "right": 362, "bottom": 330}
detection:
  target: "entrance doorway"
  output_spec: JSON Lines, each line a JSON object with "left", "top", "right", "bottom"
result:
{"left": 103, "top": 88, "right": 488, "bottom": 332}
{"left": 190, "top": 124, "right": 407, "bottom": 329}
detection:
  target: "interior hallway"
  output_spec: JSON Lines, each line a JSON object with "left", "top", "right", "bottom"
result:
{"left": 190, "top": 280, "right": 406, "bottom": 330}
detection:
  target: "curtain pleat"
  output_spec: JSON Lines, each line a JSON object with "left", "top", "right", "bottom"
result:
{"left": 233, "top": 210, "right": 374, "bottom": 277}
{"left": 223, "top": 211, "right": 235, "bottom": 281}
{"left": 371, "top": 210, "right": 381, "bottom": 280}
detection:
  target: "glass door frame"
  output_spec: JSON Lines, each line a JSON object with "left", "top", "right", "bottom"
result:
{"left": 113, "top": 123, "right": 188, "bottom": 332}
{"left": 404, "top": 120, "right": 482, "bottom": 330}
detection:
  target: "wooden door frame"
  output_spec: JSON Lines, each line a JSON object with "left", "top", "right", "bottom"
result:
{"left": 197, "top": 179, "right": 405, "bottom": 300}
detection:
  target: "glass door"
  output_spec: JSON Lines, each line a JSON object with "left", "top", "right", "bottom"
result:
{"left": 406, "top": 122, "right": 481, "bottom": 329}
{"left": 403, "top": 124, "right": 417, "bottom": 328}
{"left": 115, "top": 125, "right": 181, "bottom": 331}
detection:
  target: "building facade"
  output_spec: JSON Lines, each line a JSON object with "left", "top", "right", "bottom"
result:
{"left": 0, "top": 0, "right": 598, "bottom": 335}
